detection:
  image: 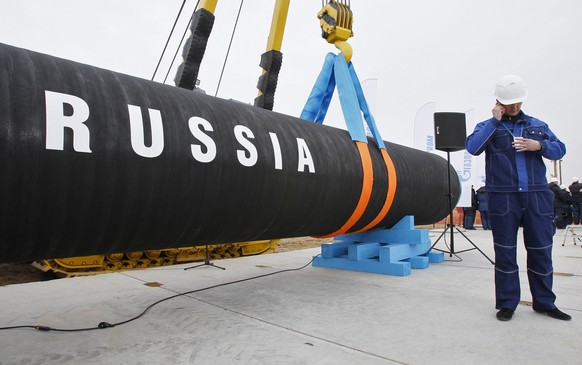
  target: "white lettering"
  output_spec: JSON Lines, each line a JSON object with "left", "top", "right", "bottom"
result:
{"left": 43, "top": 92, "right": 317, "bottom": 175}
{"left": 45, "top": 90, "right": 92, "bottom": 153}
{"left": 234, "top": 125, "right": 258, "bottom": 167}
{"left": 269, "top": 132, "right": 282, "bottom": 170}
{"left": 189, "top": 116, "right": 217, "bottom": 163}
{"left": 297, "top": 138, "right": 315, "bottom": 173}
{"left": 128, "top": 105, "right": 164, "bottom": 158}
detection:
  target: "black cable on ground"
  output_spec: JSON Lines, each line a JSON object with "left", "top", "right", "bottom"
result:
{"left": 0, "top": 255, "right": 319, "bottom": 333}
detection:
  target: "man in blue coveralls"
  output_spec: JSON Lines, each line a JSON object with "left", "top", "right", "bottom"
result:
{"left": 466, "top": 75, "right": 570, "bottom": 322}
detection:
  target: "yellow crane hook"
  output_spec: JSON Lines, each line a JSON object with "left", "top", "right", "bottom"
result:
{"left": 317, "top": 0, "right": 354, "bottom": 63}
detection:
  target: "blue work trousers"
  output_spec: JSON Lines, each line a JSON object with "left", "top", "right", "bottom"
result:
{"left": 488, "top": 191, "right": 557, "bottom": 311}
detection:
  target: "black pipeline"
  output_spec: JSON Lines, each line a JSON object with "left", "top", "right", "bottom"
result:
{"left": 0, "top": 43, "right": 460, "bottom": 263}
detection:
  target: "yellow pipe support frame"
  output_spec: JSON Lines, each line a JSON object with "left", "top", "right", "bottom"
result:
{"left": 257, "top": 0, "right": 290, "bottom": 99}
{"left": 266, "top": 0, "right": 291, "bottom": 52}
{"left": 197, "top": 0, "right": 218, "bottom": 14}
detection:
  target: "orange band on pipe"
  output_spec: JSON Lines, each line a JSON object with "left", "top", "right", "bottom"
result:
{"left": 352, "top": 148, "right": 397, "bottom": 233}
{"left": 317, "top": 141, "right": 374, "bottom": 238}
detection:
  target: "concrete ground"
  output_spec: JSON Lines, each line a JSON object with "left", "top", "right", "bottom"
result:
{"left": 1, "top": 227, "right": 581, "bottom": 365}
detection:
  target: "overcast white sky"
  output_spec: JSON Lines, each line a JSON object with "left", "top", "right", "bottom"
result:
{"left": 1, "top": 0, "right": 581, "bottom": 185}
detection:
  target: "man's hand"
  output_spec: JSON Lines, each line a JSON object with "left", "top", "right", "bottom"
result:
{"left": 513, "top": 137, "right": 542, "bottom": 152}
{"left": 492, "top": 104, "right": 505, "bottom": 120}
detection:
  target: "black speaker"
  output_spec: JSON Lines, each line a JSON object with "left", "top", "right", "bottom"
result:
{"left": 434, "top": 112, "right": 466, "bottom": 152}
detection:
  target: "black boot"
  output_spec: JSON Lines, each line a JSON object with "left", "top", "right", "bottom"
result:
{"left": 534, "top": 307, "right": 572, "bottom": 321}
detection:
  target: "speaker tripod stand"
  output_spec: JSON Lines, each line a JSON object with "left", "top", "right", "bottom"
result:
{"left": 429, "top": 150, "right": 494, "bottom": 265}
{"left": 184, "top": 244, "right": 226, "bottom": 271}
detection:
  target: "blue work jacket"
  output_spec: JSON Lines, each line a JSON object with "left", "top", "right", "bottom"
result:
{"left": 466, "top": 111, "right": 565, "bottom": 193}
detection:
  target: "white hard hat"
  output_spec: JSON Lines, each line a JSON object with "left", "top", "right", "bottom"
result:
{"left": 495, "top": 75, "right": 528, "bottom": 105}
{"left": 573, "top": 177, "right": 579, "bottom": 182}
{"left": 560, "top": 184, "right": 567, "bottom": 190}
{"left": 550, "top": 177, "right": 558, "bottom": 183}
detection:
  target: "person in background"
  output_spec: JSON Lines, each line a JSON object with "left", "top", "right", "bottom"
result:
{"left": 476, "top": 183, "right": 490, "bottom": 230}
{"left": 466, "top": 75, "right": 570, "bottom": 322}
{"left": 463, "top": 185, "right": 477, "bottom": 230}
{"left": 456, "top": 206, "right": 465, "bottom": 227}
{"left": 560, "top": 184, "right": 573, "bottom": 227}
{"left": 568, "top": 177, "right": 582, "bottom": 225}
{"left": 550, "top": 180, "right": 573, "bottom": 229}
{"left": 549, "top": 177, "right": 563, "bottom": 225}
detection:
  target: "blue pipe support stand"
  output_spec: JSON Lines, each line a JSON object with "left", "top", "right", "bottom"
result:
{"left": 312, "top": 215, "right": 444, "bottom": 276}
